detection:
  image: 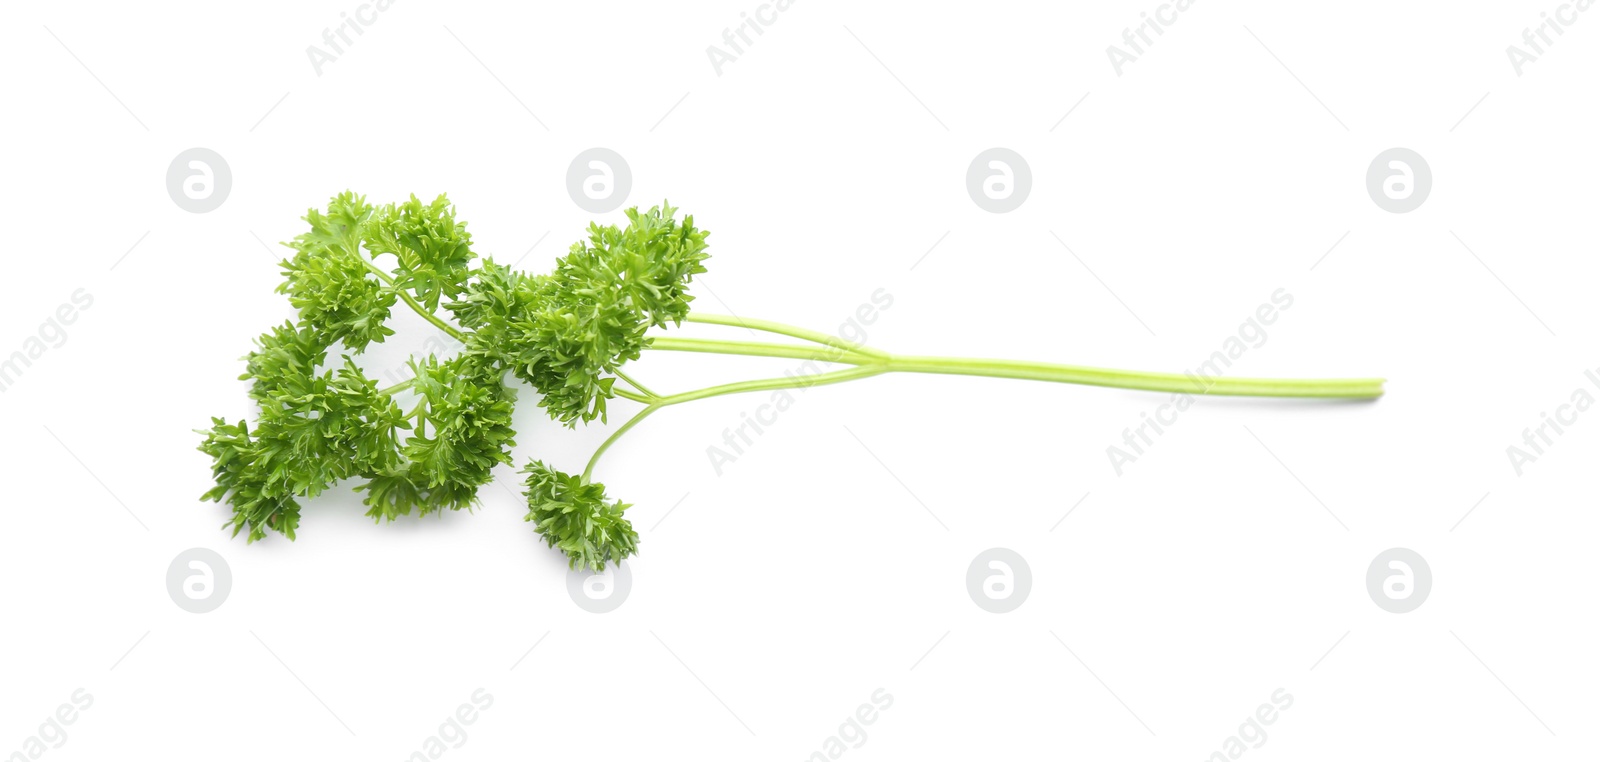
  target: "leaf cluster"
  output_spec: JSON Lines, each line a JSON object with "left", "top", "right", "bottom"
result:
{"left": 448, "top": 203, "right": 708, "bottom": 426}
{"left": 521, "top": 461, "right": 639, "bottom": 571}
{"left": 201, "top": 192, "right": 699, "bottom": 570}
{"left": 356, "top": 354, "right": 516, "bottom": 521}
{"left": 363, "top": 194, "right": 475, "bottom": 311}
{"left": 200, "top": 350, "right": 407, "bottom": 541}
{"left": 277, "top": 192, "right": 395, "bottom": 351}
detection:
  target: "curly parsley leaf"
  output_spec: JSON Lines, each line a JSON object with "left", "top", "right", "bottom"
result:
{"left": 446, "top": 202, "right": 708, "bottom": 426}
{"left": 522, "top": 460, "right": 639, "bottom": 571}
{"left": 354, "top": 354, "right": 518, "bottom": 521}
{"left": 204, "top": 194, "right": 705, "bottom": 570}
{"left": 277, "top": 192, "right": 396, "bottom": 352}
{"left": 363, "top": 194, "right": 475, "bottom": 312}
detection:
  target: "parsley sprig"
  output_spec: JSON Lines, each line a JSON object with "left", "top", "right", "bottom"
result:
{"left": 200, "top": 192, "right": 1383, "bottom": 570}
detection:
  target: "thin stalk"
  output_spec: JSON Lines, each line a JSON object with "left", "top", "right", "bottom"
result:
{"left": 582, "top": 366, "right": 889, "bottom": 476}
{"left": 358, "top": 255, "right": 398, "bottom": 286}
{"left": 358, "top": 257, "right": 468, "bottom": 343}
{"left": 388, "top": 371, "right": 653, "bottom": 404}
{"left": 614, "top": 387, "right": 655, "bottom": 404}
{"left": 602, "top": 313, "right": 1387, "bottom": 480}
{"left": 648, "top": 336, "right": 868, "bottom": 365}
{"left": 377, "top": 379, "right": 413, "bottom": 396}
{"left": 885, "top": 355, "right": 1385, "bottom": 398}
{"left": 684, "top": 313, "right": 888, "bottom": 361}
{"left": 583, "top": 404, "right": 661, "bottom": 482}
{"left": 644, "top": 337, "right": 1383, "bottom": 399}
{"left": 612, "top": 369, "right": 659, "bottom": 399}
{"left": 396, "top": 291, "right": 467, "bottom": 343}
{"left": 653, "top": 365, "right": 887, "bottom": 407}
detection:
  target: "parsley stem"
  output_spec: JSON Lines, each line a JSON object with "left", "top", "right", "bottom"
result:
{"left": 581, "top": 366, "right": 888, "bottom": 478}
{"left": 648, "top": 336, "right": 868, "bottom": 364}
{"left": 359, "top": 255, "right": 397, "bottom": 285}
{"left": 588, "top": 337, "right": 1381, "bottom": 480}
{"left": 613, "top": 369, "right": 659, "bottom": 399}
{"left": 396, "top": 290, "right": 468, "bottom": 343}
{"left": 885, "top": 356, "right": 1384, "bottom": 398}
{"left": 683, "top": 313, "right": 887, "bottom": 360}
{"left": 377, "top": 379, "right": 413, "bottom": 396}
{"left": 645, "top": 336, "right": 1384, "bottom": 398}
{"left": 614, "top": 387, "right": 655, "bottom": 404}
{"left": 386, "top": 373, "right": 652, "bottom": 404}
{"left": 583, "top": 404, "right": 661, "bottom": 482}
{"left": 357, "top": 255, "right": 468, "bottom": 343}
{"left": 651, "top": 365, "right": 887, "bottom": 406}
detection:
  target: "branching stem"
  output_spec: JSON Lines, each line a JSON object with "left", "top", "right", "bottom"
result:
{"left": 358, "top": 256, "right": 468, "bottom": 343}
{"left": 577, "top": 311, "right": 1384, "bottom": 475}
{"left": 682, "top": 313, "right": 887, "bottom": 361}
{"left": 377, "top": 379, "right": 413, "bottom": 396}
{"left": 365, "top": 299, "right": 1384, "bottom": 477}
{"left": 650, "top": 314, "right": 1385, "bottom": 399}
{"left": 582, "top": 404, "right": 660, "bottom": 482}
{"left": 613, "top": 369, "right": 658, "bottom": 398}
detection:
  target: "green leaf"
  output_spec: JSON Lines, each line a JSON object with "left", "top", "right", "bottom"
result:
{"left": 521, "top": 460, "right": 638, "bottom": 571}
{"left": 446, "top": 201, "right": 709, "bottom": 426}
{"left": 277, "top": 192, "right": 397, "bottom": 352}
{"left": 363, "top": 194, "right": 475, "bottom": 312}
{"left": 205, "top": 194, "right": 699, "bottom": 571}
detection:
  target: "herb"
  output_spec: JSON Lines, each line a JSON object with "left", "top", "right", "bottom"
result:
{"left": 200, "top": 192, "right": 1384, "bottom": 570}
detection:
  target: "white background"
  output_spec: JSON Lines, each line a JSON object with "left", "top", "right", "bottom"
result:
{"left": 2, "top": 1, "right": 1597, "bottom": 759}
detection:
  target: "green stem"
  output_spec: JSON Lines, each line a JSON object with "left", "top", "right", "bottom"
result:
{"left": 583, "top": 404, "right": 661, "bottom": 482}
{"left": 358, "top": 256, "right": 468, "bottom": 343}
{"left": 387, "top": 369, "right": 653, "bottom": 405}
{"left": 594, "top": 309, "right": 1387, "bottom": 481}
{"left": 581, "top": 366, "right": 888, "bottom": 477}
{"left": 614, "top": 387, "right": 655, "bottom": 404}
{"left": 684, "top": 313, "right": 887, "bottom": 360}
{"left": 377, "top": 379, "right": 413, "bottom": 396}
{"left": 359, "top": 255, "right": 398, "bottom": 286}
{"left": 613, "top": 369, "right": 659, "bottom": 399}
{"left": 646, "top": 337, "right": 1384, "bottom": 399}
{"left": 653, "top": 366, "right": 887, "bottom": 406}
{"left": 649, "top": 336, "right": 867, "bottom": 365}
{"left": 885, "top": 355, "right": 1385, "bottom": 398}
{"left": 398, "top": 291, "right": 467, "bottom": 343}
